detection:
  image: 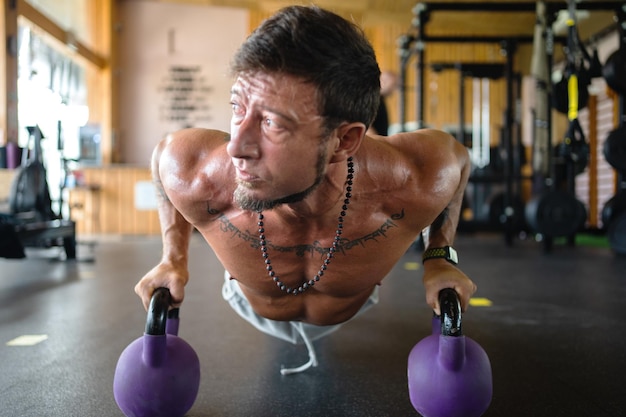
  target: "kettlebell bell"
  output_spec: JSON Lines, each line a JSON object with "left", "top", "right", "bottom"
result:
{"left": 603, "top": 125, "right": 626, "bottom": 173}
{"left": 113, "top": 288, "right": 200, "bottom": 417}
{"left": 603, "top": 48, "right": 626, "bottom": 95}
{"left": 407, "top": 289, "right": 492, "bottom": 417}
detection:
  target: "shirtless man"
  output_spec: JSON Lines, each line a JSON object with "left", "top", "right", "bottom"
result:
{"left": 135, "top": 5, "right": 476, "bottom": 374}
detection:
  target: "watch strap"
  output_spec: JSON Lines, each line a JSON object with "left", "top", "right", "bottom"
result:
{"left": 422, "top": 246, "right": 458, "bottom": 265}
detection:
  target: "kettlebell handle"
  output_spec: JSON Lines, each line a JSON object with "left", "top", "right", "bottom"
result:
{"left": 439, "top": 288, "right": 462, "bottom": 337}
{"left": 145, "top": 287, "right": 178, "bottom": 335}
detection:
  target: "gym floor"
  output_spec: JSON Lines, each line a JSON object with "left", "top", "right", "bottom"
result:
{"left": 1, "top": 232, "right": 625, "bottom": 417}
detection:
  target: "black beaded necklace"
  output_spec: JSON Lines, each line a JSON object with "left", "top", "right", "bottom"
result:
{"left": 257, "top": 157, "right": 354, "bottom": 295}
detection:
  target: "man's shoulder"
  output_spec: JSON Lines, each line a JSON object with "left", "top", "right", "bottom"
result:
{"left": 169, "top": 128, "right": 230, "bottom": 145}
{"left": 386, "top": 128, "right": 455, "bottom": 148}
{"left": 159, "top": 128, "right": 233, "bottom": 190}
{"left": 160, "top": 128, "right": 230, "bottom": 163}
{"left": 364, "top": 129, "right": 451, "bottom": 163}
{"left": 382, "top": 129, "right": 462, "bottom": 167}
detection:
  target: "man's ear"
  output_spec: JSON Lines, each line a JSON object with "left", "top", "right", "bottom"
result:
{"left": 329, "top": 122, "right": 367, "bottom": 163}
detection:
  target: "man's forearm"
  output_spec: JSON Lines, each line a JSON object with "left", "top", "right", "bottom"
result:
{"left": 154, "top": 177, "right": 194, "bottom": 266}
{"left": 152, "top": 139, "right": 194, "bottom": 267}
{"left": 426, "top": 151, "right": 470, "bottom": 249}
{"left": 426, "top": 208, "right": 455, "bottom": 249}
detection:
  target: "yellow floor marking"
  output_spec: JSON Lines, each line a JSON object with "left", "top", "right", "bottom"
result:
{"left": 404, "top": 262, "right": 420, "bottom": 271}
{"left": 6, "top": 334, "right": 49, "bottom": 346}
{"left": 469, "top": 298, "right": 493, "bottom": 307}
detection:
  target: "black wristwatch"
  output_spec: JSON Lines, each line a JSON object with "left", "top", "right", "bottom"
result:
{"left": 422, "top": 246, "right": 458, "bottom": 265}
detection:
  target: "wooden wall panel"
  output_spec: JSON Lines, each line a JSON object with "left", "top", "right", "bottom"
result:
{"left": 248, "top": 9, "right": 271, "bottom": 32}
{"left": 74, "top": 167, "right": 160, "bottom": 236}
{"left": 0, "top": 169, "right": 16, "bottom": 202}
{"left": 1, "top": 1, "right": 19, "bottom": 148}
{"left": 132, "top": 169, "right": 159, "bottom": 234}
{"left": 366, "top": 24, "right": 407, "bottom": 130}
{"left": 95, "top": 168, "right": 117, "bottom": 233}
{"left": 367, "top": 21, "right": 514, "bottom": 142}
{"left": 119, "top": 170, "right": 134, "bottom": 234}
{"left": 421, "top": 43, "right": 508, "bottom": 137}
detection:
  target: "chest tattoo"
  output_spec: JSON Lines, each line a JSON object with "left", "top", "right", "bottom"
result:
{"left": 217, "top": 209, "right": 404, "bottom": 258}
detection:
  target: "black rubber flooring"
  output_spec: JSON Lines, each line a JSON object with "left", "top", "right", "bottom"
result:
{"left": 1, "top": 232, "right": 625, "bottom": 417}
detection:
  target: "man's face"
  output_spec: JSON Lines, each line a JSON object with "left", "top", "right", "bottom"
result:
{"left": 227, "top": 72, "right": 331, "bottom": 211}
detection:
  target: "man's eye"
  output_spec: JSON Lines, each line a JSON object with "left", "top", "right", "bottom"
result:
{"left": 230, "top": 102, "right": 244, "bottom": 116}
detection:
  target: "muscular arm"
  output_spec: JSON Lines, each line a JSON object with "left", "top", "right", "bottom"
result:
{"left": 153, "top": 138, "right": 194, "bottom": 269}
{"left": 134, "top": 135, "right": 194, "bottom": 310}
{"left": 426, "top": 139, "right": 470, "bottom": 248}
{"left": 420, "top": 133, "right": 476, "bottom": 314}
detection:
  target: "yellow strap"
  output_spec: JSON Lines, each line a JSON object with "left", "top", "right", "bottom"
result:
{"left": 568, "top": 74, "right": 578, "bottom": 121}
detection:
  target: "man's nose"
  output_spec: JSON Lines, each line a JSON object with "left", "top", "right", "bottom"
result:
{"left": 227, "top": 117, "right": 260, "bottom": 159}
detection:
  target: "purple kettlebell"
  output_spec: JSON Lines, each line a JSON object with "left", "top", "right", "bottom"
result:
{"left": 113, "top": 288, "right": 200, "bottom": 417}
{"left": 407, "top": 288, "right": 492, "bottom": 417}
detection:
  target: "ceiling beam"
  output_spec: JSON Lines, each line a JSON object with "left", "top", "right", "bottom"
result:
{"left": 17, "top": 0, "right": 107, "bottom": 69}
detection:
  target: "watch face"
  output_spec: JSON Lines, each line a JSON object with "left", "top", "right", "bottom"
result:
{"left": 448, "top": 247, "right": 458, "bottom": 264}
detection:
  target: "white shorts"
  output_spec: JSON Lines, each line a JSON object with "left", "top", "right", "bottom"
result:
{"left": 221, "top": 271, "right": 379, "bottom": 374}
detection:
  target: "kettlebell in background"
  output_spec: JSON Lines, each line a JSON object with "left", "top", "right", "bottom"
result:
{"left": 408, "top": 288, "right": 492, "bottom": 417}
{"left": 602, "top": 47, "right": 626, "bottom": 95}
{"left": 113, "top": 288, "right": 200, "bottom": 417}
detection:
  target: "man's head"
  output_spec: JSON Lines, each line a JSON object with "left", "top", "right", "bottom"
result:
{"left": 230, "top": 5, "right": 381, "bottom": 135}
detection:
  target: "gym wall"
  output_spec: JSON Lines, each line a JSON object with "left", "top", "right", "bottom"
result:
{"left": 115, "top": 2, "right": 248, "bottom": 166}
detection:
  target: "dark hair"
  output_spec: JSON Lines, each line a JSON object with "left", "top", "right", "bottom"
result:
{"left": 230, "top": 5, "right": 381, "bottom": 134}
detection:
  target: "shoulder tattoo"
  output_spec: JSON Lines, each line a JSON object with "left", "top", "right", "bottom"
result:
{"left": 153, "top": 178, "right": 169, "bottom": 202}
